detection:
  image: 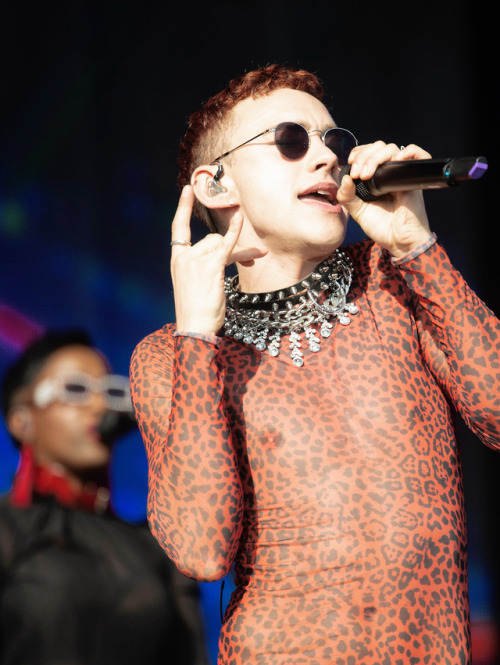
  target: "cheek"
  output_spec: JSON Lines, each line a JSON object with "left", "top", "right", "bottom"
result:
{"left": 33, "top": 410, "right": 77, "bottom": 451}
{"left": 40, "top": 406, "right": 81, "bottom": 432}
{"left": 237, "top": 168, "right": 295, "bottom": 221}
{"left": 33, "top": 408, "right": 84, "bottom": 450}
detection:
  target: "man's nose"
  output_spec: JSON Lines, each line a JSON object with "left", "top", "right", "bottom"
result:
{"left": 308, "top": 132, "right": 337, "bottom": 170}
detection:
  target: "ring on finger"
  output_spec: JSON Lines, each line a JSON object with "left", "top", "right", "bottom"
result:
{"left": 171, "top": 239, "right": 192, "bottom": 246}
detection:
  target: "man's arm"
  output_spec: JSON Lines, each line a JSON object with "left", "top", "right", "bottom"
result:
{"left": 398, "top": 240, "right": 500, "bottom": 449}
{"left": 130, "top": 329, "right": 244, "bottom": 581}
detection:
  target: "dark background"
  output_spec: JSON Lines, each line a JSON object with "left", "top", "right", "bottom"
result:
{"left": 0, "top": 2, "right": 498, "bottom": 663}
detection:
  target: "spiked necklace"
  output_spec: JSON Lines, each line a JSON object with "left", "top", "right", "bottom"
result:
{"left": 223, "top": 248, "right": 359, "bottom": 367}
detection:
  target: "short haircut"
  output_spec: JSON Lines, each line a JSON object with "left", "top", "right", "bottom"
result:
{"left": 1, "top": 329, "right": 94, "bottom": 421}
{"left": 177, "top": 64, "right": 324, "bottom": 228}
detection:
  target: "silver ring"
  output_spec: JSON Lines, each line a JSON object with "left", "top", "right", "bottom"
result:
{"left": 400, "top": 145, "right": 406, "bottom": 150}
{"left": 170, "top": 240, "right": 192, "bottom": 246}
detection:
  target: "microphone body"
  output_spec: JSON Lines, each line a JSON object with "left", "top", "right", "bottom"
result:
{"left": 98, "top": 410, "right": 137, "bottom": 445}
{"left": 339, "top": 156, "right": 488, "bottom": 202}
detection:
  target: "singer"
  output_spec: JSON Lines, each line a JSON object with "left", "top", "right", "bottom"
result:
{"left": 130, "top": 64, "right": 500, "bottom": 665}
{"left": 0, "top": 330, "right": 209, "bottom": 665}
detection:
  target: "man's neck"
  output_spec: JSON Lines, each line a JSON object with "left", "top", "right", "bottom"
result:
{"left": 235, "top": 249, "right": 335, "bottom": 294}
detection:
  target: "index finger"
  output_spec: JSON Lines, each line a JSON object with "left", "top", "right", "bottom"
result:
{"left": 170, "top": 185, "right": 195, "bottom": 248}
{"left": 219, "top": 212, "right": 244, "bottom": 258}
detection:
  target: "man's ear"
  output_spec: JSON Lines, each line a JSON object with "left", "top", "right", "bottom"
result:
{"left": 191, "top": 164, "right": 238, "bottom": 209}
{"left": 7, "top": 405, "right": 36, "bottom": 444}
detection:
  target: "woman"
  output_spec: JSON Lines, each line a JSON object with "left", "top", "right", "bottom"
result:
{"left": 0, "top": 329, "right": 208, "bottom": 665}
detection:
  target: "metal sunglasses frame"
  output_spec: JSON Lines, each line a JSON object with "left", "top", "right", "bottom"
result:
{"left": 210, "top": 121, "right": 358, "bottom": 181}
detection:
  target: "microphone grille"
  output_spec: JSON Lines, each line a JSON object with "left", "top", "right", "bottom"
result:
{"left": 338, "top": 164, "right": 380, "bottom": 202}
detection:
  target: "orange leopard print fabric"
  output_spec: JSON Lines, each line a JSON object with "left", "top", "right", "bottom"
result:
{"left": 130, "top": 239, "right": 500, "bottom": 665}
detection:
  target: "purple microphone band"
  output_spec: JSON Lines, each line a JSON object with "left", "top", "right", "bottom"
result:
{"left": 469, "top": 161, "right": 488, "bottom": 179}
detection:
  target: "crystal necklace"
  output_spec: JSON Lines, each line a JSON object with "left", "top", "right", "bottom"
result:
{"left": 223, "top": 248, "right": 359, "bottom": 367}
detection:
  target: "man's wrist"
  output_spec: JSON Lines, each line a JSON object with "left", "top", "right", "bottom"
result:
{"left": 173, "top": 330, "right": 220, "bottom": 346}
{"left": 391, "top": 233, "right": 438, "bottom": 266}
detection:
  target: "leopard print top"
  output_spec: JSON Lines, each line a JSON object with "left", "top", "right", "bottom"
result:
{"left": 130, "top": 239, "right": 500, "bottom": 665}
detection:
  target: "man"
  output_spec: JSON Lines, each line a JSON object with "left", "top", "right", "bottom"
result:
{"left": 0, "top": 329, "right": 208, "bottom": 665}
{"left": 130, "top": 65, "right": 500, "bottom": 664}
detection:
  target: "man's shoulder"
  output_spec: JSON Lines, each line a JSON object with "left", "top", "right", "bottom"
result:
{"left": 131, "top": 323, "right": 177, "bottom": 358}
{"left": 343, "top": 237, "right": 386, "bottom": 261}
{"left": 343, "top": 237, "right": 384, "bottom": 274}
{"left": 140, "top": 322, "right": 177, "bottom": 345}
{"left": 129, "top": 324, "right": 178, "bottom": 385}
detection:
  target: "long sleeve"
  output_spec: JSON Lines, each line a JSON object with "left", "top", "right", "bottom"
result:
{"left": 396, "top": 241, "right": 500, "bottom": 449}
{"left": 130, "top": 329, "right": 244, "bottom": 581}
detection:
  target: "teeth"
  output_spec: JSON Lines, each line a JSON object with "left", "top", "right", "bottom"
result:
{"left": 299, "top": 188, "right": 335, "bottom": 203}
{"left": 317, "top": 190, "right": 333, "bottom": 201}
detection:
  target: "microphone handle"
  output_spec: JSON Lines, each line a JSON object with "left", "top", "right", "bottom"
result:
{"left": 339, "top": 156, "right": 488, "bottom": 202}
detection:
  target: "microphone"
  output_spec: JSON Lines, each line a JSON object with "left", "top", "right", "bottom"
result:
{"left": 339, "top": 156, "right": 488, "bottom": 202}
{"left": 98, "top": 410, "right": 137, "bottom": 446}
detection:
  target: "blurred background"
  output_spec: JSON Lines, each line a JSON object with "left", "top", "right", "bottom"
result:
{"left": 0, "top": 2, "right": 498, "bottom": 663}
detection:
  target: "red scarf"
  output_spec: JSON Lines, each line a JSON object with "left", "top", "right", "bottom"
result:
{"left": 10, "top": 446, "right": 110, "bottom": 513}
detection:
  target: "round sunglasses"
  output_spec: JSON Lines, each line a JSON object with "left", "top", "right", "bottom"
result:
{"left": 211, "top": 121, "right": 357, "bottom": 167}
{"left": 33, "top": 372, "right": 132, "bottom": 412}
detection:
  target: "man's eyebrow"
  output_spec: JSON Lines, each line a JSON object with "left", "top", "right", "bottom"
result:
{"left": 295, "top": 120, "right": 337, "bottom": 131}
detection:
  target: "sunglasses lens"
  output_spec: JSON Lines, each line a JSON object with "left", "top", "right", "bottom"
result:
{"left": 106, "top": 387, "right": 128, "bottom": 398}
{"left": 103, "top": 376, "right": 131, "bottom": 411}
{"left": 274, "top": 122, "right": 309, "bottom": 159}
{"left": 62, "top": 381, "right": 90, "bottom": 404}
{"left": 274, "top": 123, "right": 357, "bottom": 164}
{"left": 325, "top": 128, "right": 357, "bottom": 166}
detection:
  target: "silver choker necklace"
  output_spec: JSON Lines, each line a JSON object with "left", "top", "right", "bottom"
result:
{"left": 223, "top": 248, "right": 359, "bottom": 367}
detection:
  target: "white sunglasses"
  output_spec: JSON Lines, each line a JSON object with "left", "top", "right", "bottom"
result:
{"left": 32, "top": 372, "right": 132, "bottom": 412}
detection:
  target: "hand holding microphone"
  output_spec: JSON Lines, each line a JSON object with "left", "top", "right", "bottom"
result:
{"left": 339, "top": 156, "right": 488, "bottom": 202}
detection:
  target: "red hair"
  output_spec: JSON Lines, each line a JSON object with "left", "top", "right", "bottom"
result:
{"left": 177, "top": 64, "right": 324, "bottom": 226}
